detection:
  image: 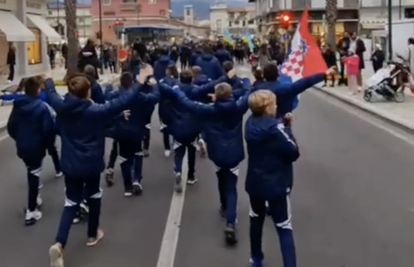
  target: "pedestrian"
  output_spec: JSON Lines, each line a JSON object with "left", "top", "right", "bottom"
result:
{"left": 7, "top": 43, "right": 16, "bottom": 83}
{"left": 7, "top": 77, "right": 56, "bottom": 225}
{"left": 84, "top": 65, "right": 105, "bottom": 104}
{"left": 158, "top": 64, "right": 179, "bottom": 157}
{"left": 195, "top": 44, "right": 224, "bottom": 81}
{"left": 321, "top": 43, "right": 337, "bottom": 87}
{"left": 342, "top": 49, "right": 360, "bottom": 95}
{"left": 371, "top": 44, "right": 385, "bottom": 73}
{"left": 245, "top": 89, "right": 299, "bottom": 267}
{"left": 160, "top": 68, "right": 249, "bottom": 245}
{"left": 44, "top": 68, "right": 153, "bottom": 267}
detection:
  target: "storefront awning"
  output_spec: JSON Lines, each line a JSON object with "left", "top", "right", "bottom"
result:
{"left": 27, "top": 14, "right": 62, "bottom": 42}
{"left": 0, "top": 10, "right": 35, "bottom": 42}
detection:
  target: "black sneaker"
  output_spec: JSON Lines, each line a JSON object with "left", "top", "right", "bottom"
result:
{"left": 219, "top": 206, "right": 226, "bottom": 218}
{"left": 132, "top": 182, "right": 143, "bottom": 195}
{"left": 187, "top": 176, "right": 198, "bottom": 185}
{"left": 174, "top": 172, "right": 182, "bottom": 193}
{"left": 105, "top": 168, "right": 114, "bottom": 187}
{"left": 224, "top": 223, "right": 237, "bottom": 245}
{"left": 143, "top": 149, "right": 150, "bottom": 157}
{"left": 73, "top": 211, "right": 82, "bottom": 224}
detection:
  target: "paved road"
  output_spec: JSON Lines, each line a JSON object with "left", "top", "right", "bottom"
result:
{"left": 1, "top": 65, "right": 414, "bottom": 267}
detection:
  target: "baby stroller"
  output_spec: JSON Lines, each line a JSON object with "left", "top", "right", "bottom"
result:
{"left": 363, "top": 59, "right": 412, "bottom": 103}
{"left": 0, "top": 78, "right": 26, "bottom": 105}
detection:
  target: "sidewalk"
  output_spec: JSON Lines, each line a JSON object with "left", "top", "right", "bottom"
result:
{"left": 316, "top": 82, "right": 414, "bottom": 132}
{"left": 0, "top": 68, "right": 120, "bottom": 131}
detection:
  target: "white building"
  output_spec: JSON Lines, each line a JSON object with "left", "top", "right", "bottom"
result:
{"left": 0, "top": 0, "right": 61, "bottom": 79}
{"left": 46, "top": 2, "right": 92, "bottom": 45}
{"left": 360, "top": 0, "right": 414, "bottom": 32}
{"left": 210, "top": 3, "right": 257, "bottom": 35}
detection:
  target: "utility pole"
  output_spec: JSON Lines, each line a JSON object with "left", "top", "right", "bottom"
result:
{"left": 98, "top": 0, "right": 104, "bottom": 74}
{"left": 387, "top": 0, "right": 392, "bottom": 60}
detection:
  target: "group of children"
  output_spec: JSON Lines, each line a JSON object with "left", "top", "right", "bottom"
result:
{"left": 7, "top": 42, "right": 335, "bottom": 267}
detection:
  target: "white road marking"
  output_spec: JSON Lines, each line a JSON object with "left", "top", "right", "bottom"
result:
{"left": 311, "top": 90, "right": 414, "bottom": 147}
{"left": 156, "top": 152, "right": 189, "bottom": 267}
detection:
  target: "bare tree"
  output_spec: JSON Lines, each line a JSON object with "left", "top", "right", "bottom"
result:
{"left": 325, "top": 0, "right": 338, "bottom": 51}
{"left": 64, "top": 0, "right": 79, "bottom": 77}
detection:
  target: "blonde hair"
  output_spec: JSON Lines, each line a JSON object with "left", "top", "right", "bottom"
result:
{"left": 248, "top": 90, "right": 276, "bottom": 116}
{"left": 214, "top": 82, "right": 232, "bottom": 99}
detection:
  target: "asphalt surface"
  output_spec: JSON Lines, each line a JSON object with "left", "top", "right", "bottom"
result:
{"left": 1, "top": 65, "right": 414, "bottom": 267}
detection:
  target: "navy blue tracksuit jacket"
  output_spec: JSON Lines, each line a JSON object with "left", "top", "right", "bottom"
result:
{"left": 7, "top": 95, "right": 55, "bottom": 164}
{"left": 44, "top": 78, "right": 145, "bottom": 177}
{"left": 244, "top": 116, "right": 300, "bottom": 198}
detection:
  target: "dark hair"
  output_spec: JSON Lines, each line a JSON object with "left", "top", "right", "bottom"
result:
{"left": 180, "top": 70, "right": 193, "bottom": 84}
{"left": 166, "top": 64, "right": 179, "bottom": 78}
{"left": 222, "top": 61, "right": 233, "bottom": 73}
{"left": 160, "top": 47, "right": 169, "bottom": 55}
{"left": 409, "top": 38, "right": 414, "bottom": 45}
{"left": 216, "top": 42, "right": 224, "bottom": 49}
{"left": 253, "top": 69, "right": 263, "bottom": 81}
{"left": 84, "top": 65, "right": 96, "bottom": 78}
{"left": 120, "top": 72, "right": 133, "bottom": 88}
{"left": 24, "top": 77, "right": 41, "bottom": 96}
{"left": 202, "top": 44, "right": 212, "bottom": 54}
{"left": 263, "top": 63, "right": 279, "bottom": 81}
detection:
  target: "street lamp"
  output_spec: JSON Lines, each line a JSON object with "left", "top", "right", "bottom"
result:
{"left": 98, "top": 0, "right": 103, "bottom": 74}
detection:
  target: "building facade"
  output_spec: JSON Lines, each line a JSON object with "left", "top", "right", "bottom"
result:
{"left": 210, "top": 3, "right": 257, "bottom": 35}
{"left": 90, "top": 0, "right": 208, "bottom": 43}
{"left": 0, "top": 0, "right": 61, "bottom": 80}
{"left": 46, "top": 1, "right": 92, "bottom": 45}
{"left": 360, "top": 0, "right": 414, "bottom": 33}
{"left": 251, "top": 0, "right": 359, "bottom": 38}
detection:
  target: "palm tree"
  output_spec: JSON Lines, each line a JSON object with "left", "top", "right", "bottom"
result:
{"left": 325, "top": 0, "right": 338, "bottom": 51}
{"left": 64, "top": 0, "right": 78, "bottom": 77}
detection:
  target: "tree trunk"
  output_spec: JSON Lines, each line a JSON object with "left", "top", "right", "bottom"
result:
{"left": 65, "top": 0, "right": 78, "bottom": 79}
{"left": 325, "top": 0, "right": 338, "bottom": 51}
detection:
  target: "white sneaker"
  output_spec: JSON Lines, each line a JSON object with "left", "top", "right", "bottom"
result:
{"left": 164, "top": 150, "right": 171, "bottom": 157}
{"left": 49, "top": 243, "right": 64, "bottom": 267}
{"left": 132, "top": 181, "right": 143, "bottom": 195}
{"left": 25, "top": 209, "right": 42, "bottom": 226}
{"left": 55, "top": 172, "right": 63, "bottom": 178}
{"left": 124, "top": 191, "right": 133, "bottom": 197}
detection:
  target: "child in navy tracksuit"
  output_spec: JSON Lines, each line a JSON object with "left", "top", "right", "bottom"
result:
{"left": 7, "top": 77, "right": 56, "bottom": 226}
{"left": 159, "top": 70, "right": 227, "bottom": 192}
{"left": 158, "top": 64, "right": 179, "bottom": 157}
{"left": 112, "top": 72, "right": 159, "bottom": 196}
{"left": 44, "top": 71, "right": 151, "bottom": 267}
{"left": 245, "top": 90, "right": 300, "bottom": 267}
{"left": 161, "top": 72, "right": 249, "bottom": 245}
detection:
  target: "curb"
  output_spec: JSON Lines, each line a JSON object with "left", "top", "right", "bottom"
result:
{"left": 314, "top": 86, "right": 414, "bottom": 134}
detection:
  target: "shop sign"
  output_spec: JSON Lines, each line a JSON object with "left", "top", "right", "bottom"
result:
{"left": 27, "top": 0, "right": 46, "bottom": 14}
{"left": 0, "top": 0, "right": 17, "bottom": 11}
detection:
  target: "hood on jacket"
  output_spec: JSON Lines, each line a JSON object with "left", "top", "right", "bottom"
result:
{"left": 213, "top": 97, "right": 237, "bottom": 113}
{"left": 245, "top": 116, "right": 276, "bottom": 143}
{"left": 14, "top": 95, "right": 44, "bottom": 112}
{"left": 193, "top": 74, "right": 210, "bottom": 85}
{"left": 158, "top": 55, "right": 171, "bottom": 64}
{"left": 58, "top": 94, "right": 93, "bottom": 116}
{"left": 201, "top": 54, "right": 214, "bottom": 61}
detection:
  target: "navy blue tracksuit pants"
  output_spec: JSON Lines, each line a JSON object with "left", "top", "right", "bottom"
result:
{"left": 55, "top": 174, "right": 102, "bottom": 247}
{"left": 216, "top": 166, "right": 238, "bottom": 225}
{"left": 173, "top": 137, "right": 197, "bottom": 178}
{"left": 119, "top": 140, "right": 143, "bottom": 190}
{"left": 249, "top": 190, "right": 296, "bottom": 267}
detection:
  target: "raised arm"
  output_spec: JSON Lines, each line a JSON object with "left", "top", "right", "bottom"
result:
{"left": 172, "top": 87, "right": 215, "bottom": 115}
{"left": 45, "top": 78, "right": 65, "bottom": 113}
